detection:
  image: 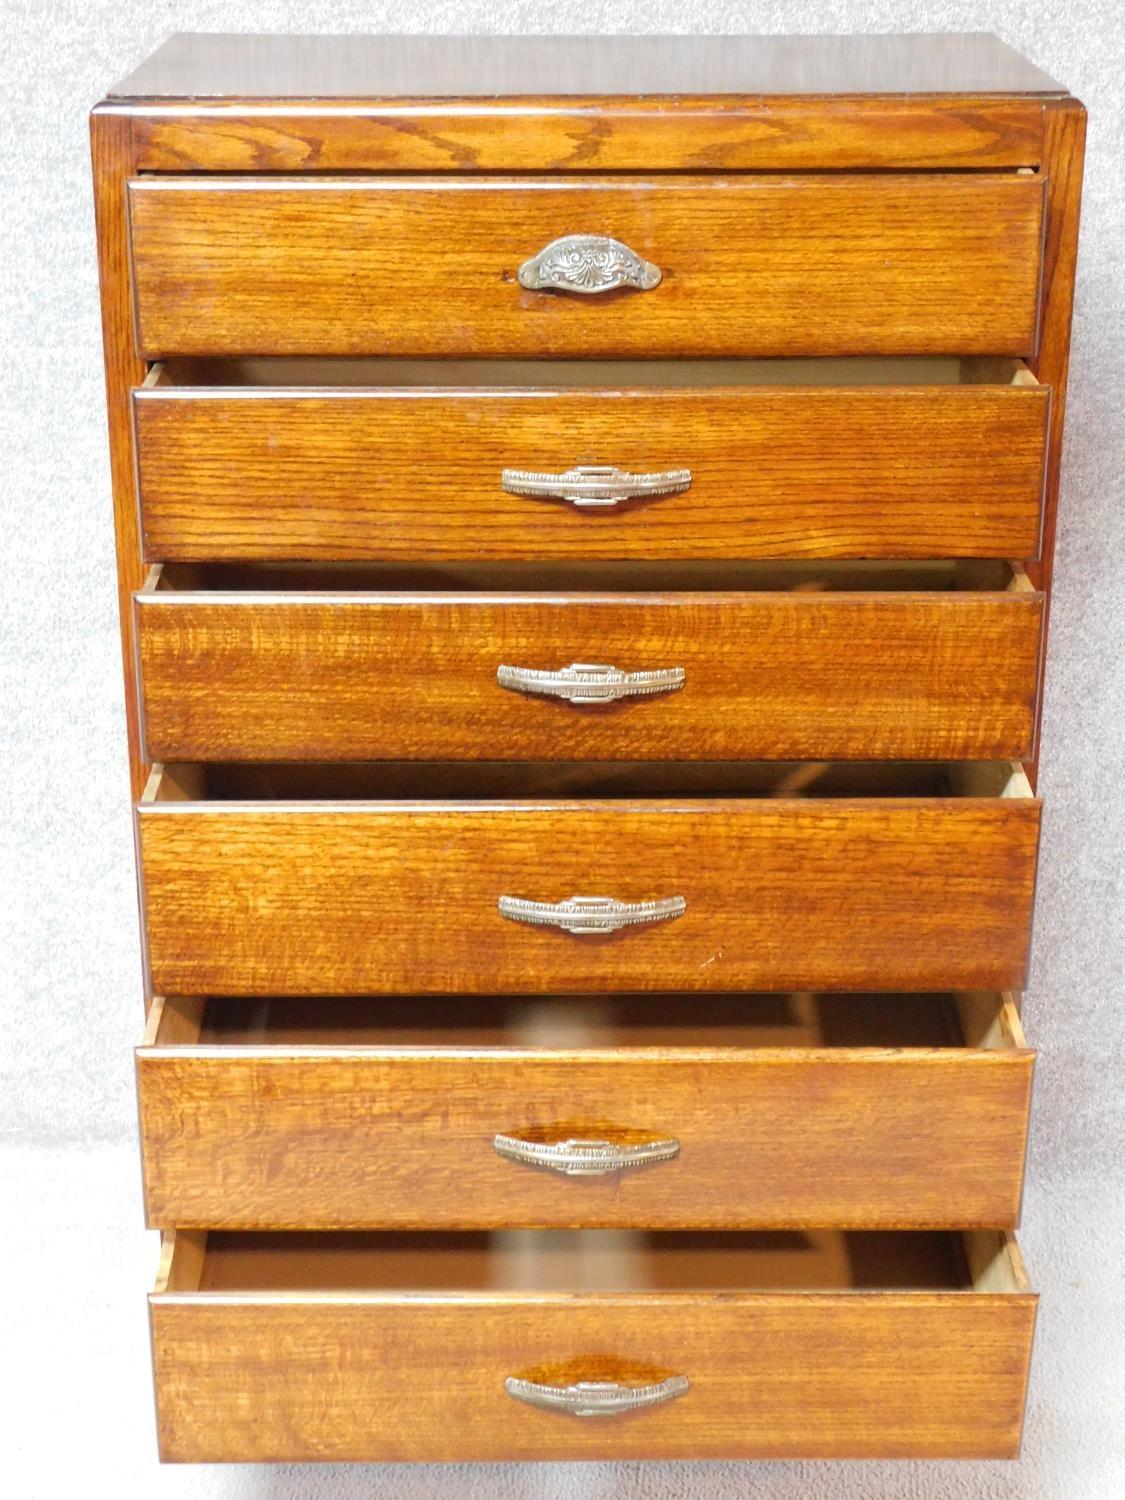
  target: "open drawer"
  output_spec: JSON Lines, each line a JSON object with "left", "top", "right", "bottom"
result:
{"left": 134, "top": 560, "right": 1043, "bottom": 763}
{"left": 136, "top": 760, "right": 1041, "bottom": 995}
{"left": 132, "top": 356, "right": 1049, "bottom": 562}
{"left": 150, "top": 1227, "right": 1036, "bottom": 1461}
{"left": 138, "top": 990, "right": 1032, "bottom": 1231}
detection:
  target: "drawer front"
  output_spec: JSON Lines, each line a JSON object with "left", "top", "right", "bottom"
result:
{"left": 135, "top": 587, "right": 1044, "bottom": 764}
{"left": 136, "top": 797, "right": 1040, "bottom": 995}
{"left": 137, "top": 1011, "right": 1033, "bottom": 1231}
{"left": 133, "top": 381, "right": 1050, "bottom": 563}
{"left": 128, "top": 175, "right": 1045, "bottom": 359}
{"left": 151, "top": 1272, "right": 1035, "bottom": 1462}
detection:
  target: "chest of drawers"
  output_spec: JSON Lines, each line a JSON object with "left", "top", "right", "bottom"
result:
{"left": 92, "top": 33, "right": 1085, "bottom": 1465}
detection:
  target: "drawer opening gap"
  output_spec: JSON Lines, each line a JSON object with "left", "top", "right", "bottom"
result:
{"left": 155, "top": 1228, "right": 1026, "bottom": 1296}
{"left": 142, "top": 760, "right": 1034, "bottom": 804}
{"left": 148, "top": 559, "right": 1029, "bottom": 595}
{"left": 145, "top": 355, "right": 1039, "bottom": 392}
{"left": 150, "top": 989, "right": 1026, "bottom": 1053}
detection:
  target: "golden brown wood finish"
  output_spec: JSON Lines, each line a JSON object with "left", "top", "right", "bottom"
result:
{"left": 127, "top": 175, "right": 1046, "bottom": 359}
{"left": 90, "top": 109, "right": 149, "bottom": 800}
{"left": 134, "top": 567, "right": 1044, "bottom": 763}
{"left": 133, "top": 364, "right": 1050, "bottom": 563}
{"left": 150, "top": 1227, "right": 1036, "bottom": 1461}
{"left": 135, "top": 764, "right": 1041, "bottom": 996}
{"left": 128, "top": 97, "right": 1048, "bottom": 173}
{"left": 92, "top": 35, "right": 1086, "bottom": 1466}
{"left": 137, "top": 992, "right": 1033, "bottom": 1230}
{"left": 1026, "top": 98, "right": 1087, "bottom": 785}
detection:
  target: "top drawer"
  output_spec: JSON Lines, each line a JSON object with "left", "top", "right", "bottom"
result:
{"left": 127, "top": 175, "right": 1045, "bottom": 359}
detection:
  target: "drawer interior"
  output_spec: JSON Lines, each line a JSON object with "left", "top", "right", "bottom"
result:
{"left": 145, "top": 759, "right": 1034, "bottom": 803}
{"left": 147, "top": 558, "right": 1032, "bottom": 596}
{"left": 156, "top": 1227, "right": 1028, "bottom": 1295}
{"left": 147, "top": 990, "right": 1026, "bottom": 1053}
{"left": 146, "top": 356, "right": 1040, "bottom": 391}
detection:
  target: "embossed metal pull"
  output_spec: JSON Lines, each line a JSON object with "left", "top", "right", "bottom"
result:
{"left": 493, "top": 1135, "right": 681, "bottom": 1177}
{"left": 497, "top": 894, "right": 686, "bottom": 934}
{"left": 517, "top": 234, "right": 662, "bottom": 294}
{"left": 497, "top": 662, "right": 686, "bottom": 705}
{"left": 505, "top": 1374, "right": 690, "bottom": 1418}
{"left": 501, "top": 464, "right": 692, "bottom": 510}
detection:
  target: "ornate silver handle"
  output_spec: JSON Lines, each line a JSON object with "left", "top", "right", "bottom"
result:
{"left": 505, "top": 1375, "right": 690, "bottom": 1418}
{"left": 494, "top": 1134, "right": 681, "bottom": 1176}
{"left": 501, "top": 464, "right": 691, "bottom": 510}
{"left": 517, "top": 234, "right": 661, "bottom": 294}
{"left": 497, "top": 662, "right": 685, "bottom": 705}
{"left": 497, "top": 894, "right": 686, "bottom": 934}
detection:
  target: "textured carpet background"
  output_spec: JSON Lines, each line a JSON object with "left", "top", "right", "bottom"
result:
{"left": 1, "top": 2, "right": 1122, "bottom": 1495}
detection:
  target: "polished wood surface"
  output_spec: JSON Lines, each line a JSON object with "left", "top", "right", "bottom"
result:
{"left": 111, "top": 33, "right": 1065, "bottom": 99}
{"left": 136, "top": 765, "right": 1041, "bottom": 995}
{"left": 1025, "top": 98, "right": 1087, "bottom": 784}
{"left": 137, "top": 992, "right": 1033, "bottom": 1230}
{"left": 89, "top": 32, "right": 1086, "bottom": 1467}
{"left": 127, "top": 175, "right": 1046, "bottom": 359}
{"left": 149, "top": 1227, "right": 1036, "bottom": 1461}
{"left": 127, "top": 97, "right": 1048, "bottom": 174}
{"left": 90, "top": 110, "right": 150, "bottom": 801}
{"left": 134, "top": 570, "right": 1043, "bottom": 763}
{"left": 133, "top": 362, "right": 1050, "bottom": 563}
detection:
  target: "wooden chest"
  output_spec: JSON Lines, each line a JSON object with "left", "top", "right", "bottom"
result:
{"left": 92, "top": 32, "right": 1085, "bottom": 1463}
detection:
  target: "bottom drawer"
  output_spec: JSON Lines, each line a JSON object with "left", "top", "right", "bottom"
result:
{"left": 151, "top": 1228, "right": 1036, "bottom": 1462}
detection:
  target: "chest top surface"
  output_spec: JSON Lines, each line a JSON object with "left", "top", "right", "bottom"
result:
{"left": 109, "top": 32, "right": 1065, "bottom": 101}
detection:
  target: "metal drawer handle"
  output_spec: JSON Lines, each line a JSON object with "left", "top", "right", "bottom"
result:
{"left": 501, "top": 464, "right": 692, "bottom": 509}
{"left": 497, "top": 894, "right": 686, "bottom": 934}
{"left": 494, "top": 1134, "right": 681, "bottom": 1177}
{"left": 505, "top": 1374, "right": 690, "bottom": 1418}
{"left": 497, "top": 661, "right": 685, "bottom": 705}
{"left": 517, "top": 234, "right": 661, "bottom": 295}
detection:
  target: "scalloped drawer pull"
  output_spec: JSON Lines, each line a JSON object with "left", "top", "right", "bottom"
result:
{"left": 517, "top": 234, "right": 662, "bottom": 294}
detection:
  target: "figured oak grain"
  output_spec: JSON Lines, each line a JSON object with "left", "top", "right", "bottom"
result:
{"left": 136, "top": 790, "right": 1041, "bottom": 995}
{"left": 136, "top": 992, "right": 1033, "bottom": 1230}
{"left": 125, "top": 97, "right": 1049, "bottom": 174}
{"left": 149, "top": 1228, "right": 1037, "bottom": 1461}
{"left": 126, "top": 175, "right": 1046, "bottom": 359}
{"left": 133, "top": 378, "right": 1050, "bottom": 563}
{"left": 1025, "top": 99, "right": 1087, "bottom": 784}
{"left": 88, "top": 30, "right": 1086, "bottom": 1470}
{"left": 90, "top": 110, "right": 149, "bottom": 800}
{"left": 134, "top": 586, "right": 1044, "bottom": 763}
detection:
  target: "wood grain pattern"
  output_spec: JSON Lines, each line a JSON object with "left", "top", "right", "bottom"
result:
{"left": 126, "top": 175, "right": 1046, "bottom": 359}
{"left": 136, "top": 992, "right": 1033, "bottom": 1230}
{"left": 149, "top": 1227, "right": 1036, "bottom": 1461}
{"left": 127, "top": 98, "right": 1048, "bottom": 174}
{"left": 90, "top": 109, "right": 149, "bottom": 800}
{"left": 134, "top": 583, "right": 1044, "bottom": 763}
{"left": 133, "top": 377, "right": 1050, "bottom": 563}
{"left": 1025, "top": 99, "right": 1087, "bottom": 786}
{"left": 89, "top": 36, "right": 1083, "bottom": 1470}
{"left": 136, "top": 784, "right": 1041, "bottom": 995}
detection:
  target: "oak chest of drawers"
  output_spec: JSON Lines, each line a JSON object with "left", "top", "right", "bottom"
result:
{"left": 93, "top": 33, "right": 1085, "bottom": 1464}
